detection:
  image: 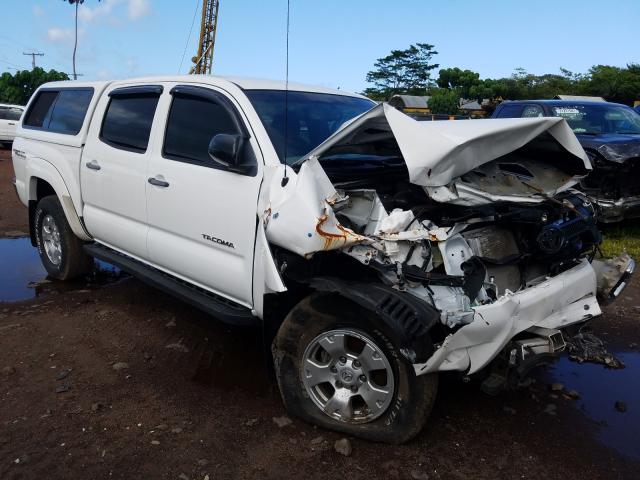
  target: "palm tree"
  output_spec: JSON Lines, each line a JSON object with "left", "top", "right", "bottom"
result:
{"left": 64, "top": 0, "right": 100, "bottom": 80}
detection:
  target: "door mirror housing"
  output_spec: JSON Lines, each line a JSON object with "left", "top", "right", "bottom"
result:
{"left": 208, "top": 133, "right": 252, "bottom": 174}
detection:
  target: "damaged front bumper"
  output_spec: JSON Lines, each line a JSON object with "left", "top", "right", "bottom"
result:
{"left": 414, "top": 259, "right": 603, "bottom": 376}
{"left": 595, "top": 195, "right": 640, "bottom": 223}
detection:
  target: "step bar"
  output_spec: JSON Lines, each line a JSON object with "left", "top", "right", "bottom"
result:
{"left": 84, "top": 243, "right": 259, "bottom": 327}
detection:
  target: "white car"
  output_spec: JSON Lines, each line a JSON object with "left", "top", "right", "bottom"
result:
{"left": 0, "top": 103, "right": 24, "bottom": 147}
{"left": 11, "top": 76, "right": 633, "bottom": 443}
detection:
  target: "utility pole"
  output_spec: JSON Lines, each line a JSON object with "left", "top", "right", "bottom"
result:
{"left": 23, "top": 52, "right": 44, "bottom": 70}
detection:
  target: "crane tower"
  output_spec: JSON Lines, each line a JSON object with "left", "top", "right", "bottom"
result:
{"left": 191, "top": 0, "right": 220, "bottom": 74}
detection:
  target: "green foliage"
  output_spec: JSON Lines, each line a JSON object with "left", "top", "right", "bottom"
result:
{"left": 365, "top": 43, "right": 439, "bottom": 100}
{"left": 0, "top": 68, "right": 70, "bottom": 105}
{"left": 436, "top": 67, "right": 480, "bottom": 98}
{"left": 363, "top": 42, "right": 640, "bottom": 108}
{"left": 428, "top": 89, "right": 460, "bottom": 115}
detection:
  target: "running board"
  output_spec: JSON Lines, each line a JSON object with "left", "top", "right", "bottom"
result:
{"left": 84, "top": 243, "right": 259, "bottom": 327}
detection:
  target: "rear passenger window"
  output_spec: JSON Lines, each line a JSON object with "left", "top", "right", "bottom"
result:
{"left": 0, "top": 107, "right": 23, "bottom": 121}
{"left": 23, "top": 91, "right": 58, "bottom": 128}
{"left": 100, "top": 90, "right": 160, "bottom": 153}
{"left": 495, "top": 104, "right": 524, "bottom": 118}
{"left": 521, "top": 105, "right": 544, "bottom": 118}
{"left": 48, "top": 90, "right": 93, "bottom": 134}
{"left": 163, "top": 93, "right": 239, "bottom": 164}
{"left": 23, "top": 88, "right": 93, "bottom": 134}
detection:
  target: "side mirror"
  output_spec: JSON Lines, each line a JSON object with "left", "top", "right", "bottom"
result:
{"left": 208, "top": 133, "right": 245, "bottom": 169}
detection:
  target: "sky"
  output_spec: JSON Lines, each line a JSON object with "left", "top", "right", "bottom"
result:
{"left": 0, "top": 0, "right": 639, "bottom": 93}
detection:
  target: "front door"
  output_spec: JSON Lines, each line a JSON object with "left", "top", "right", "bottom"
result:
{"left": 81, "top": 85, "right": 163, "bottom": 259}
{"left": 145, "top": 84, "right": 262, "bottom": 307}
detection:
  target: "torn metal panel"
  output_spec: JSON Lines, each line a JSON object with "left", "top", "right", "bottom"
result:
{"left": 264, "top": 157, "right": 369, "bottom": 257}
{"left": 298, "top": 103, "right": 590, "bottom": 189}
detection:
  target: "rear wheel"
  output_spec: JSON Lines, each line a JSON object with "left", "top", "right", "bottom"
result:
{"left": 34, "top": 195, "right": 92, "bottom": 280}
{"left": 273, "top": 294, "right": 438, "bottom": 444}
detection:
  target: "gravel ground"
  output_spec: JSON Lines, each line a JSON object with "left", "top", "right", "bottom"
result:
{"left": 1, "top": 146, "right": 639, "bottom": 479}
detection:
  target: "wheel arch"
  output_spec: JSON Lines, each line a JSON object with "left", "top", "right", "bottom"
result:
{"left": 266, "top": 277, "right": 439, "bottom": 365}
{"left": 27, "top": 167, "right": 91, "bottom": 245}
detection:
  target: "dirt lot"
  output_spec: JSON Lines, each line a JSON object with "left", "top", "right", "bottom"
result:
{"left": 1, "top": 146, "right": 640, "bottom": 479}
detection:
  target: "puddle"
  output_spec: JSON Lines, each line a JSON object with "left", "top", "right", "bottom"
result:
{"left": 546, "top": 352, "right": 640, "bottom": 460}
{"left": 1, "top": 237, "right": 122, "bottom": 302}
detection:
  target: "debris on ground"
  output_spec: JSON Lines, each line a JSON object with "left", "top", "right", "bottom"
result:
{"left": 565, "top": 390, "right": 580, "bottom": 400}
{"left": 272, "top": 416, "right": 293, "bottom": 428}
{"left": 165, "top": 342, "right": 189, "bottom": 353}
{"left": 565, "top": 331, "right": 625, "bottom": 369}
{"left": 544, "top": 404, "right": 557, "bottom": 416}
{"left": 2, "top": 365, "right": 16, "bottom": 377}
{"left": 615, "top": 401, "right": 628, "bottom": 413}
{"left": 310, "top": 436, "right": 324, "bottom": 445}
{"left": 55, "top": 384, "right": 71, "bottom": 394}
{"left": 550, "top": 383, "right": 564, "bottom": 392}
{"left": 112, "top": 362, "right": 129, "bottom": 371}
{"left": 410, "top": 469, "right": 429, "bottom": 480}
{"left": 334, "top": 438, "right": 352, "bottom": 456}
{"left": 56, "top": 369, "right": 71, "bottom": 381}
{"left": 245, "top": 418, "right": 259, "bottom": 427}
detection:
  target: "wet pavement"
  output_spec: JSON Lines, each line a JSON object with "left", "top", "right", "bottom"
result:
{"left": 0, "top": 236, "right": 122, "bottom": 302}
{"left": 546, "top": 351, "right": 640, "bottom": 460}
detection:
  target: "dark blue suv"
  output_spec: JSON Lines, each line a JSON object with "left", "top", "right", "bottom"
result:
{"left": 492, "top": 100, "right": 640, "bottom": 222}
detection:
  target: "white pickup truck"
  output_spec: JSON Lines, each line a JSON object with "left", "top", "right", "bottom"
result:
{"left": 12, "top": 76, "right": 634, "bottom": 443}
{"left": 0, "top": 103, "right": 24, "bottom": 147}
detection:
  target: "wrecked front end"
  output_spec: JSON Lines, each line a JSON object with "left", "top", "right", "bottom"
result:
{"left": 579, "top": 138, "right": 640, "bottom": 222}
{"left": 262, "top": 104, "right": 634, "bottom": 391}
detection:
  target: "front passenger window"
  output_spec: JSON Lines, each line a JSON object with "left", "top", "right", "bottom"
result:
{"left": 163, "top": 92, "right": 240, "bottom": 164}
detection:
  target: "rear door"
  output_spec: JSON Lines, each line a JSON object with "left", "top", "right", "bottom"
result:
{"left": 81, "top": 85, "right": 162, "bottom": 260}
{"left": 145, "top": 83, "right": 262, "bottom": 307}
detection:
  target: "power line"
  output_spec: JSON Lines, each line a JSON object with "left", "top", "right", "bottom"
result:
{"left": 179, "top": 0, "right": 201, "bottom": 73}
{"left": 23, "top": 52, "right": 44, "bottom": 69}
{"left": 0, "top": 58, "right": 28, "bottom": 70}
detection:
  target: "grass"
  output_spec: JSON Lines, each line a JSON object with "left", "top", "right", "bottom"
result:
{"left": 600, "top": 221, "right": 640, "bottom": 259}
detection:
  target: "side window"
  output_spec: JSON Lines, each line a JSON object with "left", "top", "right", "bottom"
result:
{"left": 0, "top": 108, "right": 7, "bottom": 120}
{"left": 521, "top": 105, "right": 544, "bottom": 118}
{"left": 23, "top": 88, "right": 93, "bottom": 134}
{"left": 163, "top": 88, "right": 243, "bottom": 165}
{"left": 495, "top": 104, "right": 524, "bottom": 118}
{"left": 7, "top": 108, "right": 23, "bottom": 121}
{"left": 100, "top": 88, "right": 161, "bottom": 153}
{"left": 48, "top": 90, "right": 93, "bottom": 134}
{"left": 23, "top": 91, "right": 58, "bottom": 128}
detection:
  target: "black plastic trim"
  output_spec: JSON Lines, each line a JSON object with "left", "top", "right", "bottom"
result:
{"left": 108, "top": 85, "right": 163, "bottom": 97}
{"left": 84, "top": 243, "right": 259, "bottom": 327}
{"left": 308, "top": 277, "right": 439, "bottom": 363}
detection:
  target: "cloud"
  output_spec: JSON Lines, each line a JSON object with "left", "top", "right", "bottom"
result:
{"left": 47, "top": 28, "right": 86, "bottom": 44}
{"left": 77, "top": 0, "right": 118, "bottom": 23}
{"left": 33, "top": 5, "right": 45, "bottom": 17}
{"left": 127, "top": 0, "right": 151, "bottom": 20}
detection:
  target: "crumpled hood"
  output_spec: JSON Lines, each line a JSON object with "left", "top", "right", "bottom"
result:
{"left": 577, "top": 133, "right": 640, "bottom": 163}
{"left": 302, "top": 103, "right": 591, "bottom": 187}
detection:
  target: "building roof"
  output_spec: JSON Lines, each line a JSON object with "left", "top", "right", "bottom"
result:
{"left": 388, "top": 95, "right": 430, "bottom": 109}
{"left": 554, "top": 94, "right": 606, "bottom": 102}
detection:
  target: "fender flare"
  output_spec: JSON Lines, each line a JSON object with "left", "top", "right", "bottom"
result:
{"left": 27, "top": 160, "right": 91, "bottom": 242}
{"left": 308, "top": 277, "right": 439, "bottom": 363}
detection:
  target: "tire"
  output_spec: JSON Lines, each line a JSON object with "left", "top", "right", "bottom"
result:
{"left": 34, "top": 195, "right": 92, "bottom": 280}
{"left": 272, "top": 293, "right": 438, "bottom": 444}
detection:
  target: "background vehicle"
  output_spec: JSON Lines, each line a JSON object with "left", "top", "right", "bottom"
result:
{"left": 493, "top": 100, "right": 640, "bottom": 222}
{"left": 11, "top": 77, "right": 632, "bottom": 443}
{"left": 0, "top": 103, "right": 24, "bottom": 147}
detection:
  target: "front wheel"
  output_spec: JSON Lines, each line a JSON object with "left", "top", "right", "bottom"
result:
{"left": 272, "top": 294, "right": 438, "bottom": 444}
{"left": 34, "top": 195, "right": 92, "bottom": 280}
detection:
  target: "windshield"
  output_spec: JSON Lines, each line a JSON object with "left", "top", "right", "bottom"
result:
{"left": 245, "top": 89, "right": 375, "bottom": 164}
{"left": 551, "top": 104, "right": 640, "bottom": 135}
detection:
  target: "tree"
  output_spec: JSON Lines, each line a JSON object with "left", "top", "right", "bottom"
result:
{"left": 63, "top": 0, "right": 100, "bottom": 80}
{"left": 365, "top": 43, "right": 439, "bottom": 100}
{"left": 428, "top": 89, "right": 460, "bottom": 115}
{"left": 436, "top": 67, "right": 480, "bottom": 98}
{"left": 0, "top": 68, "right": 69, "bottom": 105}
{"left": 582, "top": 65, "right": 640, "bottom": 104}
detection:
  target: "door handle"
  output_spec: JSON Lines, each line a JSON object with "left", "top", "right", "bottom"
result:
{"left": 85, "top": 160, "right": 101, "bottom": 171}
{"left": 8, "top": 122, "right": 15, "bottom": 126}
{"left": 148, "top": 176, "right": 169, "bottom": 187}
